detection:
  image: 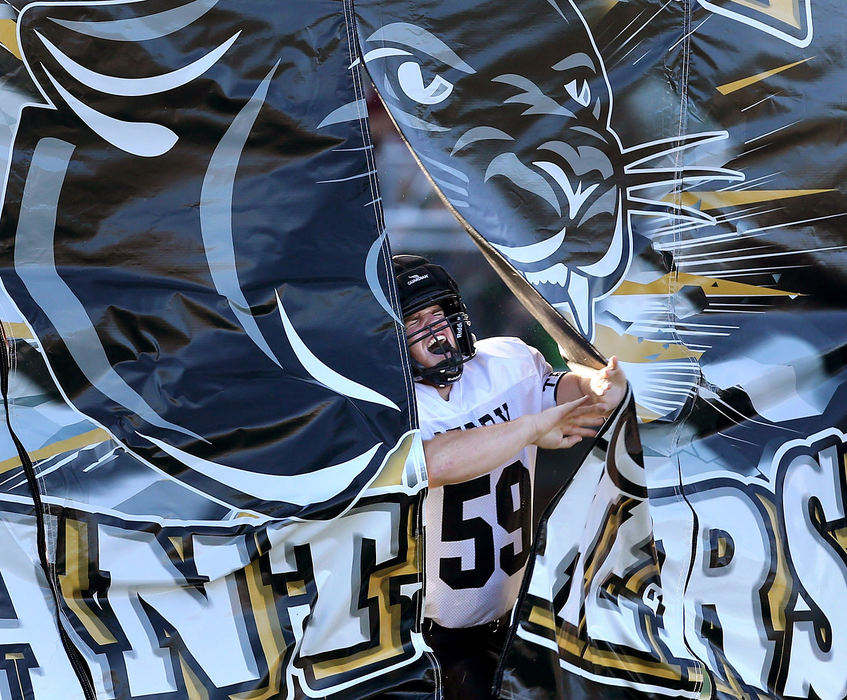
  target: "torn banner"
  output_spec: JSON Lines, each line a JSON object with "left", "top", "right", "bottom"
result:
{"left": 355, "top": 0, "right": 847, "bottom": 698}
{"left": 496, "top": 395, "right": 697, "bottom": 700}
{"left": 0, "top": 1, "right": 434, "bottom": 698}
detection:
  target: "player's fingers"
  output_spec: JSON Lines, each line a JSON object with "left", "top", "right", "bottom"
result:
{"left": 566, "top": 408, "right": 605, "bottom": 421}
{"left": 571, "top": 416, "right": 605, "bottom": 429}
{"left": 553, "top": 396, "right": 589, "bottom": 417}
{"left": 556, "top": 416, "right": 601, "bottom": 432}
{"left": 544, "top": 397, "right": 585, "bottom": 418}
{"left": 575, "top": 413, "right": 608, "bottom": 427}
{"left": 570, "top": 402, "right": 608, "bottom": 416}
{"left": 607, "top": 359, "right": 625, "bottom": 380}
{"left": 564, "top": 426, "right": 598, "bottom": 438}
{"left": 563, "top": 415, "right": 604, "bottom": 427}
{"left": 539, "top": 398, "right": 588, "bottom": 434}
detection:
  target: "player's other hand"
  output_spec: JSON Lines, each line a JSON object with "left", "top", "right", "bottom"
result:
{"left": 529, "top": 396, "right": 608, "bottom": 450}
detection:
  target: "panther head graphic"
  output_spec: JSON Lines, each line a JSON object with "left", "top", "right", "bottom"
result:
{"left": 358, "top": 0, "right": 742, "bottom": 339}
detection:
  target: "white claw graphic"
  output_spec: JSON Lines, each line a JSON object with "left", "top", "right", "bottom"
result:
{"left": 525, "top": 263, "right": 569, "bottom": 287}
{"left": 490, "top": 227, "right": 566, "bottom": 264}
{"left": 563, "top": 270, "right": 591, "bottom": 335}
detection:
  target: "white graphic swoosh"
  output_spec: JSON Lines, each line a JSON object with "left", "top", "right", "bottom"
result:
{"left": 140, "top": 434, "right": 381, "bottom": 505}
{"left": 277, "top": 292, "right": 400, "bottom": 411}
{"left": 36, "top": 29, "right": 239, "bottom": 96}
{"left": 490, "top": 227, "right": 566, "bottom": 264}
{"left": 43, "top": 67, "right": 176, "bottom": 157}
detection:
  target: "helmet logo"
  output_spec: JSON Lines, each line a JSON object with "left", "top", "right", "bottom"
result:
{"left": 407, "top": 273, "right": 429, "bottom": 285}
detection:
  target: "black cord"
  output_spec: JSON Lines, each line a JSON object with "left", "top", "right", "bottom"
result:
{"left": 0, "top": 325, "right": 96, "bottom": 699}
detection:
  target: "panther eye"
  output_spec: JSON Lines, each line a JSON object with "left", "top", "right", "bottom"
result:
{"left": 565, "top": 79, "right": 591, "bottom": 107}
{"left": 397, "top": 61, "right": 454, "bottom": 105}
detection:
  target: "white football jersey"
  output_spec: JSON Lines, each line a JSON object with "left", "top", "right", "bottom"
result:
{"left": 416, "top": 336, "right": 562, "bottom": 628}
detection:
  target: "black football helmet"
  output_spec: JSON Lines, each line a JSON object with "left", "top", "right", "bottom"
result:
{"left": 393, "top": 254, "right": 476, "bottom": 386}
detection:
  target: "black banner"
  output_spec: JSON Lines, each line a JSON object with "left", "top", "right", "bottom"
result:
{"left": 1, "top": 0, "right": 412, "bottom": 519}
{"left": 0, "top": 1, "right": 434, "bottom": 698}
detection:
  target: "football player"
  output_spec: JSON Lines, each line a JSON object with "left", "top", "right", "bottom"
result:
{"left": 393, "top": 253, "right": 626, "bottom": 699}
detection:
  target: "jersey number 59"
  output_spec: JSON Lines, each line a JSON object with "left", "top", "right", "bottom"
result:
{"left": 439, "top": 461, "right": 531, "bottom": 589}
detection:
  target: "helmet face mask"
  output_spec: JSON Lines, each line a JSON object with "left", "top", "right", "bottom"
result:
{"left": 393, "top": 255, "right": 476, "bottom": 387}
{"left": 405, "top": 307, "right": 472, "bottom": 386}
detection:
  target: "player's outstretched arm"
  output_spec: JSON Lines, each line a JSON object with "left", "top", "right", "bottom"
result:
{"left": 423, "top": 397, "right": 607, "bottom": 488}
{"left": 555, "top": 355, "right": 627, "bottom": 414}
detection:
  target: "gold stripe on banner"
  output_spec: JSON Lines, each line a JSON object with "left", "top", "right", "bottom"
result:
{"left": 285, "top": 580, "right": 307, "bottom": 597}
{"left": 670, "top": 189, "right": 832, "bottom": 210}
{"left": 0, "top": 428, "right": 111, "bottom": 474}
{"left": 593, "top": 326, "right": 703, "bottom": 363}
{"left": 177, "top": 654, "right": 210, "bottom": 700}
{"left": 168, "top": 537, "right": 185, "bottom": 560}
{"left": 234, "top": 557, "right": 288, "bottom": 700}
{"left": 832, "top": 475, "right": 847, "bottom": 552}
{"left": 7, "top": 652, "right": 27, "bottom": 700}
{"left": 234, "top": 511, "right": 262, "bottom": 520}
{"left": 829, "top": 453, "right": 847, "bottom": 552}
{"left": 311, "top": 506, "right": 420, "bottom": 680}
{"left": 0, "top": 19, "right": 20, "bottom": 60}
{"left": 59, "top": 519, "right": 117, "bottom": 646}
{"left": 722, "top": 0, "right": 805, "bottom": 30}
{"left": 1, "top": 323, "right": 33, "bottom": 340}
{"left": 713, "top": 659, "right": 746, "bottom": 698}
{"left": 757, "top": 495, "right": 790, "bottom": 633}
{"left": 535, "top": 500, "right": 696, "bottom": 682}
{"left": 613, "top": 272, "right": 800, "bottom": 298}
{"left": 368, "top": 432, "right": 414, "bottom": 490}
{"left": 527, "top": 606, "right": 694, "bottom": 681}
{"left": 637, "top": 406, "right": 665, "bottom": 423}
{"left": 833, "top": 523, "right": 847, "bottom": 553}
{"left": 623, "top": 557, "right": 659, "bottom": 597}
{"left": 581, "top": 502, "right": 626, "bottom": 600}
{"left": 528, "top": 606, "right": 556, "bottom": 630}
{"left": 716, "top": 57, "right": 813, "bottom": 94}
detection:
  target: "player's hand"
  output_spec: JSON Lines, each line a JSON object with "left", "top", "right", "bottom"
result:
{"left": 567, "top": 356, "right": 627, "bottom": 413}
{"left": 528, "top": 396, "right": 608, "bottom": 450}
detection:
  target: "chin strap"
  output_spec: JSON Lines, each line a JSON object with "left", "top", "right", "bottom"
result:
{"left": 413, "top": 345, "right": 465, "bottom": 387}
